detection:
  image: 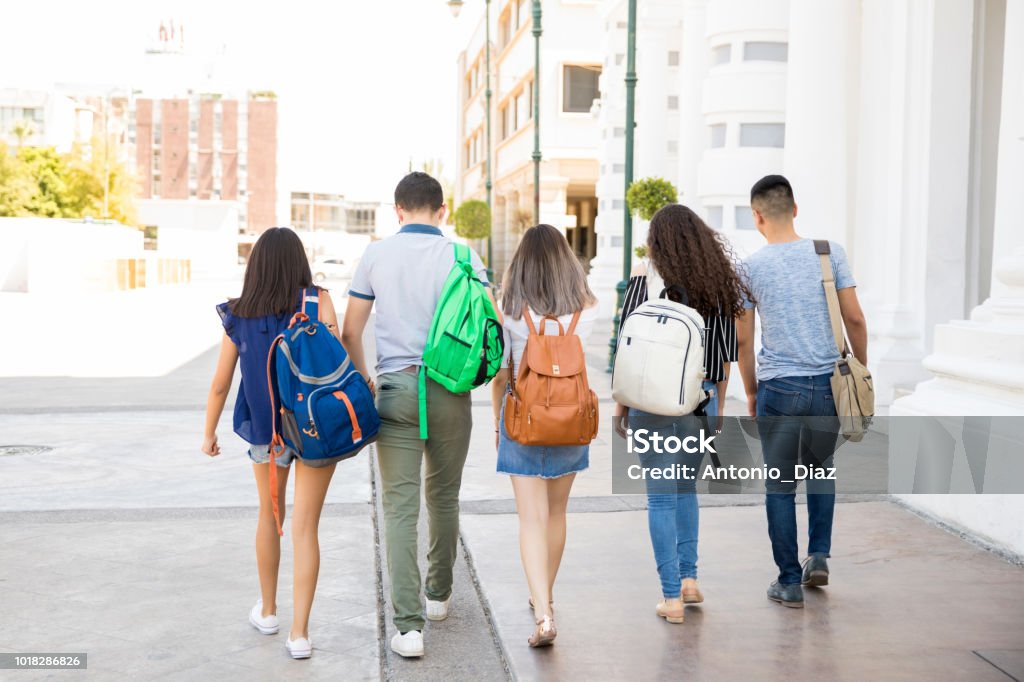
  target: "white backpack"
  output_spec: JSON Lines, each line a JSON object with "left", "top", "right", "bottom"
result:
{"left": 612, "top": 263, "right": 708, "bottom": 416}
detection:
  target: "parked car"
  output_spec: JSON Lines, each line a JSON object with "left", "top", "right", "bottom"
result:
{"left": 311, "top": 258, "right": 351, "bottom": 282}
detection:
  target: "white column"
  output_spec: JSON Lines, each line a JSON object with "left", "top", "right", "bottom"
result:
{"left": 677, "top": 0, "right": 709, "bottom": 216}
{"left": 782, "top": 0, "right": 858, "bottom": 245}
{"left": 851, "top": 0, "right": 975, "bottom": 407}
{"left": 892, "top": 0, "right": 1024, "bottom": 556}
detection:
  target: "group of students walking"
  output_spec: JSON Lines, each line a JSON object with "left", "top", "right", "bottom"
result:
{"left": 202, "top": 171, "right": 869, "bottom": 660}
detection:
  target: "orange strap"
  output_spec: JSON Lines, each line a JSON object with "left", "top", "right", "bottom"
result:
{"left": 265, "top": 334, "right": 286, "bottom": 537}
{"left": 333, "top": 390, "right": 363, "bottom": 443}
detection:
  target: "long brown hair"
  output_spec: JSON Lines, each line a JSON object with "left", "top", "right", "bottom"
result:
{"left": 230, "top": 227, "right": 314, "bottom": 318}
{"left": 501, "top": 224, "right": 597, "bottom": 319}
{"left": 647, "top": 204, "right": 752, "bottom": 318}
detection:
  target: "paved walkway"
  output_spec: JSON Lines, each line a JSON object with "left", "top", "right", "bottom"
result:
{"left": 2, "top": 319, "right": 1023, "bottom": 681}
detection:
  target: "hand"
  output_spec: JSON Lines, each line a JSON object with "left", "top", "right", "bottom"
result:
{"left": 367, "top": 378, "right": 376, "bottom": 397}
{"left": 202, "top": 434, "right": 220, "bottom": 457}
{"left": 746, "top": 394, "right": 757, "bottom": 418}
{"left": 613, "top": 413, "right": 630, "bottom": 440}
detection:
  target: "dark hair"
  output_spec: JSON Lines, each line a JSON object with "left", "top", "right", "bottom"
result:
{"left": 229, "top": 227, "right": 313, "bottom": 318}
{"left": 750, "top": 174, "right": 795, "bottom": 219}
{"left": 501, "top": 224, "right": 596, "bottom": 319}
{"left": 394, "top": 171, "right": 444, "bottom": 212}
{"left": 647, "top": 204, "right": 753, "bottom": 318}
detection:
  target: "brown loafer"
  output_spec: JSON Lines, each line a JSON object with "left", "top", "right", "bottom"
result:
{"left": 528, "top": 615, "right": 557, "bottom": 647}
{"left": 656, "top": 598, "right": 685, "bottom": 624}
{"left": 681, "top": 579, "right": 704, "bottom": 604}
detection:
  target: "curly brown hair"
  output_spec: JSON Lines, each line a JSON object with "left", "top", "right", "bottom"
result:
{"left": 646, "top": 204, "right": 752, "bottom": 318}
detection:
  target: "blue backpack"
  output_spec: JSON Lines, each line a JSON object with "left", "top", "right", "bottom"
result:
{"left": 266, "top": 288, "right": 379, "bottom": 533}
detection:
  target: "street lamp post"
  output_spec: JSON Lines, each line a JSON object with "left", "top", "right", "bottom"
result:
{"left": 608, "top": 0, "right": 638, "bottom": 371}
{"left": 531, "top": 0, "right": 542, "bottom": 225}
{"left": 448, "top": 0, "right": 494, "bottom": 282}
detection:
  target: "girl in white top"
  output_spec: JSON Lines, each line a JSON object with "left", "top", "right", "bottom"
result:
{"left": 490, "top": 224, "right": 599, "bottom": 648}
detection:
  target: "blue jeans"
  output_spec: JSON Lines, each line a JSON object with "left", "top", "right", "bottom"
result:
{"left": 756, "top": 374, "right": 839, "bottom": 585}
{"left": 631, "top": 380, "right": 718, "bottom": 597}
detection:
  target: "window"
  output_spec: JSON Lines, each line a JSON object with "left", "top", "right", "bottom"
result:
{"left": 735, "top": 206, "right": 756, "bottom": 230}
{"left": 612, "top": 199, "right": 625, "bottom": 210}
{"left": 709, "top": 123, "right": 726, "bottom": 148}
{"left": 613, "top": 163, "right": 625, "bottom": 173}
{"left": 705, "top": 206, "right": 723, "bottom": 229}
{"left": 740, "top": 123, "right": 785, "bottom": 148}
{"left": 667, "top": 95, "right": 679, "bottom": 110}
{"left": 615, "top": 53, "right": 624, "bottom": 66}
{"left": 513, "top": 90, "right": 525, "bottom": 128}
{"left": 464, "top": 141, "right": 471, "bottom": 169}
{"left": 667, "top": 140, "right": 678, "bottom": 154}
{"left": 499, "top": 13, "right": 512, "bottom": 47}
{"left": 501, "top": 103, "right": 513, "bottom": 139}
{"left": 613, "top": 126, "right": 625, "bottom": 138}
{"left": 711, "top": 44, "right": 731, "bottom": 66}
{"left": 563, "top": 65, "right": 601, "bottom": 113}
{"left": 668, "top": 51, "right": 680, "bottom": 67}
{"left": 616, "top": 21, "right": 627, "bottom": 29}
{"left": 743, "top": 41, "right": 788, "bottom": 62}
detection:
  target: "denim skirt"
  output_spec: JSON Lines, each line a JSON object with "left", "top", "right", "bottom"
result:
{"left": 496, "top": 405, "right": 589, "bottom": 479}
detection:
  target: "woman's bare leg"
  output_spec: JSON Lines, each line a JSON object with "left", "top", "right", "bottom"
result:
{"left": 290, "top": 460, "right": 336, "bottom": 639}
{"left": 511, "top": 475, "right": 553, "bottom": 621}
{"left": 253, "top": 461, "right": 290, "bottom": 616}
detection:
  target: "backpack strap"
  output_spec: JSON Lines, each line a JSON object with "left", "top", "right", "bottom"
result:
{"left": 813, "top": 240, "right": 848, "bottom": 358}
{"left": 522, "top": 307, "right": 539, "bottom": 336}
{"left": 301, "top": 287, "right": 321, "bottom": 321}
{"left": 565, "top": 310, "right": 582, "bottom": 336}
{"left": 265, "top": 334, "right": 287, "bottom": 537}
{"left": 645, "top": 260, "right": 690, "bottom": 306}
{"left": 418, "top": 365, "right": 428, "bottom": 440}
{"left": 453, "top": 241, "right": 471, "bottom": 265}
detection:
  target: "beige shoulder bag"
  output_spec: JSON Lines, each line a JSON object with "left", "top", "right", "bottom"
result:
{"left": 814, "top": 240, "right": 874, "bottom": 442}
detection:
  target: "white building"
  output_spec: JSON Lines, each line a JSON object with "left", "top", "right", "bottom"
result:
{"left": 454, "top": 0, "right": 604, "bottom": 281}
{"left": 0, "top": 89, "right": 90, "bottom": 152}
{"left": 587, "top": 0, "right": 1024, "bottom": 554}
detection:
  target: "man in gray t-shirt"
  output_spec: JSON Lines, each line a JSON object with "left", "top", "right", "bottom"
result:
{"left": 736, "top": 175, "right": 868, "bottom": 609}
{"left": 342, "top": 172, "right": 491, "bottom": 658}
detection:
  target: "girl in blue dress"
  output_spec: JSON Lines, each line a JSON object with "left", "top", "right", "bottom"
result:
{"left": 202, "top": 227, "right": 347, "bottom": 660}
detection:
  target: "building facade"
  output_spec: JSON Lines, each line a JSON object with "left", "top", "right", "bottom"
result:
{"left": 585, "top": 0, "right": 1024, "bottom": 554}
{"left": 454, "top": 0, "right": 604, "bottom": 282}
{"left": 130, "top": 93, "right": 278, "bottom": 234}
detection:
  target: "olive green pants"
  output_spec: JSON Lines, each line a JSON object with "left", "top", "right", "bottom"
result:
{"left": 375, "top": 370, "right": 472, "bottom": 633}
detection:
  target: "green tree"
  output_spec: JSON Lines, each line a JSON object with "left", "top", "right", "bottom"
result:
{"left": 0, "top": 139, "right": 138, "bottom": 225}
{"left": 453, "top": 199, "right": 492, "bottom": 240}
{"left": 10, "top": 120, "right": 35, "bottom": 150}
{"left": 626, "top": 177, "right": 679, "bottom": 221}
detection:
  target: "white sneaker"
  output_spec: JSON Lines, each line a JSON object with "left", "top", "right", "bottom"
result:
{"left": 286, "top": 635, "right": 313, "bottom": 659}
{"left": 425, "top": 596, "right": 452, "bottom": 622}
{"left": 249, "top": 600, "right": 279, "bottom": 635}
{"left": 390, "top": 630, "right": 424, "bottom": 658}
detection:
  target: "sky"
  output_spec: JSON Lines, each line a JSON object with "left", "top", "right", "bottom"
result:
{"left": 1, "top": 0, "right": 485, "bottom": 205}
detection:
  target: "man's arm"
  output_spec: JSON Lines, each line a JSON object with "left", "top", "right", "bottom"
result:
{"left": 837, "top": 287, "right": 868, "bottom": 366}
{"left": 342, "top": 296, "right": 374, "bottom": 381}
{"left": 736, "top": 308, "right": 758, "bottom": 417}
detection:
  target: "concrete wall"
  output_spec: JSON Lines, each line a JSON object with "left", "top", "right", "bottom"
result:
{"left": 138, "top": 199, "right": 239, "bottom": 279}
{"left": 0, "top": 218, "right": 144, "bottom": 294}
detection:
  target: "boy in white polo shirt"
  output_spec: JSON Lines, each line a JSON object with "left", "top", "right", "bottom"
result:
{"left": 342, "top": 172, "right": 490, "bottom": 658}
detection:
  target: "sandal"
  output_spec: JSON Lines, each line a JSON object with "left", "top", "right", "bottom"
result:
{"left": 528, "top": 614, "right": 557, "bottom": 647}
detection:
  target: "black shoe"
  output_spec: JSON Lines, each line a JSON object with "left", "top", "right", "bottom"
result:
{"left": 801, "top": 554, "right": 829, "bottom": 587}
{"left": 767, "top": 580, "right": 804, "bottom": 608}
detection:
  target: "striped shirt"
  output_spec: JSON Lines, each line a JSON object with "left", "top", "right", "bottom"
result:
{"left": 618, "top": 275, "right": 738, "bottom": 382}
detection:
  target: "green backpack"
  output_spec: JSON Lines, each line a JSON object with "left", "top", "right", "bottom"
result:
{"left": 419, "top": 243, "right": 504, "bottom": 438}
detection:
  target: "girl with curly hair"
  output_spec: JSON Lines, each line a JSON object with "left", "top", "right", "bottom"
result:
{"left": 614, "top": 204, "right": 752, "bottom": 624}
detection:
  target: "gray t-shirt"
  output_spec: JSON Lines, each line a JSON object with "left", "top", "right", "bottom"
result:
{"left": 743, "top": 238, "right": 856, "bottom": 381}
{"left": 349, "top": 224, "right": 489, "bottom": 375}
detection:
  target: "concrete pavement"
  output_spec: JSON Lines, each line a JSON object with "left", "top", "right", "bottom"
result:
{"left": 2, "top": 318, "right": 1024, "bottom": 681}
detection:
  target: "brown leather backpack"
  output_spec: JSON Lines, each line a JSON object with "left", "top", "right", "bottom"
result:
{"left": 503, "top": 307, "right": 599, "bottom": 446}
